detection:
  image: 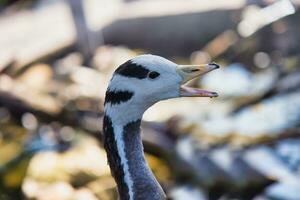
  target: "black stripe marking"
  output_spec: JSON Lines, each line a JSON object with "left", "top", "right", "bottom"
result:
{"left": 103, "top": 115, "right": 130, "bottom": 200}
{"left": 104, "top": 90, "right": 134, "bottom": 105}
{"left": 115, "top": 60, "right": 149, "bottom": 79}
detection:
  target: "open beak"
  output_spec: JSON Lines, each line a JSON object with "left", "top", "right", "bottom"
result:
{"left": 176, "top": 63, "right": 220, "bottom": 97}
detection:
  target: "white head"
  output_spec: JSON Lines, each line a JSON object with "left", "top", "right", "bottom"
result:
{"left": 104, "top": 54, "right": 219, "bottom": 124}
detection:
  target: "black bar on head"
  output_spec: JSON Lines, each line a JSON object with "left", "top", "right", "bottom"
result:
{"left": 115, "top": 60, "right": 149, "bottom": 79}
{"left": 104, "top": 90, "right": 134, "bottom": 105}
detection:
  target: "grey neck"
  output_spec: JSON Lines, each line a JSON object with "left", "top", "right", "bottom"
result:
{"left": 103, "top": 115, "right": 166, "bottom": 200}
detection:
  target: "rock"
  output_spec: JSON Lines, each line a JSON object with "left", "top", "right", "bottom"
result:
{"left": 144, "top": 97, "right": 228, "bottom": 122}
{"left": 145, "top": 153, "right": 172, "bottom": 184}
{"left": 35, "top": 181, "right": 74, "bottom": 200}
{"left": 169, "top": 185, "right": 208, "bottom": 200}
{"left": 275, "top": 139, "right": 300, "bottom": 172}
{"left": 273, "top": 70, "right": 300, "bottom": 94}
{"left": 0, "top": 73, "right": 61, "bottom": 115}
{"left": 0, "top": 1, "right": 75, "bottom": 71}
{"left": 265, "top": 182, "right": 300, "bottom": 200}
{"left": 210, "top": 147, "right": 266, "bottom": 187}
{"left": 86, "top": 178, "right": 117, "bottom": 200}
{"left": 92, "top": 45, "right": 136, "bottom": 73}
{"left": 243, "top": 146, "right": 298, "bottom": 182}
{"left": 16, "top": 64, "right": 53, "bottom": 91}
{"left": 187, "top": 89, "right": 300, "bottom": 145}
{"left": 68, "top": 66, "right": 107, "bottom": 99}
{"left": 175, "top": 137, "right": 228, "bottom": 186}
{"left": 25, "top": 135, "right": 110, "bottom": 185}
{"left": 102, "top": 1, "right": 242, "bottom": 57}
{"left": 73, "top": 188, "right": 98, "bottom": 200}
{"left": 201, "top": 63, "right": 277, "bottom": 98}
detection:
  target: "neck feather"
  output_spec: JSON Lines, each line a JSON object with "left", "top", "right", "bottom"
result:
{"left": 103, "top": 114, "right": 166, "bottom": 200}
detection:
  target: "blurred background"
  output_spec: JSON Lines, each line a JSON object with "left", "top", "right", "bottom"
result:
{"left": 0, "top": 0, "right": 300, "bottom": 199}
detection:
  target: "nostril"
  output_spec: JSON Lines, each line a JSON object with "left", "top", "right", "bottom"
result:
{"left": 191, "top": 69, "right": 199, "bottom": 72}
{"left": 209, "top": 62, "right": 220, "bottom": 69}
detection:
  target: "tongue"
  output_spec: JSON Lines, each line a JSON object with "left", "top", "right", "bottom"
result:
{"left": 180, "top": 85, "right": 218, "bottom": 97}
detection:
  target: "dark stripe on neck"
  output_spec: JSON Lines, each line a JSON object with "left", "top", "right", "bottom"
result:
{"left": 104, "top": 90, "right": 134, "bottom": 105}
{"left": 103, "top": 115, "right": 130, "bottom": 200}
{"left": 123, "top": 120, "right": 166, "bottom": 200}
{"left": 115, "top": 60, "right": 149, "bottom": 79}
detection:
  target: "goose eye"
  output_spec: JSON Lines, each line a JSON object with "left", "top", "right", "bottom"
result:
{"left": 148, "top": 71, "right": 160, "bottom": 79}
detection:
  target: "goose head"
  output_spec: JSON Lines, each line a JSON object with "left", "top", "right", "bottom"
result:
{"left": 105, "top": 54, "right": 219, "bottom": 123}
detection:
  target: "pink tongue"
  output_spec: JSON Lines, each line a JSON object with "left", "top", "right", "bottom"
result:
{"left": 180, "top": 85, "right": 218, "bottom": 97}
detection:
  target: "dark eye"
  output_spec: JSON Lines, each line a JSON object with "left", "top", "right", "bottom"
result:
{"left": 148, "top": 71, "right": 160, "bottom": 79}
